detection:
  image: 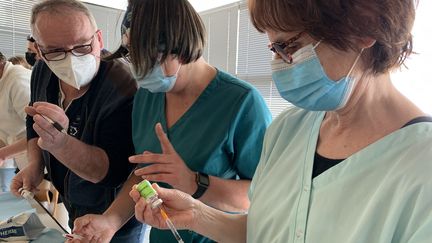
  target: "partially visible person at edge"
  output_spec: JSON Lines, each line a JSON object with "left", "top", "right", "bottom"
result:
{"left": 71, "top": 0, "right": 271, "bottom": 242}
{"left": 10, "top": 0, "right": 142, "bottom": 242}
{"left": 129, "top": 0, "right": 432, "bottom": 243}
{"left": 0, "top": 51, "right": 31, "bottom": 192}
{"left": 26, "top": 35, "right": 40, "bottom": 67}
{"left": 6, "top": 35, "right": 42, "bottom": 162}
{"left": 2, "top": 36, "right": 40, "bottom": 176}
{"left": 8, "top": 56, "right": 32, "bottom": 70}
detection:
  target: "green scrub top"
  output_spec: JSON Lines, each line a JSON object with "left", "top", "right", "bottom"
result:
{"left": 248, "top": 106, "right": 432, "bottom": 243}
{"left": 132, "top": 69, "right": 272, "bottom": 243}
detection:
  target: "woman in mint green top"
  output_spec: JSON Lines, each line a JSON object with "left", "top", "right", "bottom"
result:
{"left": 71, "top": 0, "right": 271, "bottom": 242}
{"left": 129, "top": 0, "right": 432, "bottom": 243}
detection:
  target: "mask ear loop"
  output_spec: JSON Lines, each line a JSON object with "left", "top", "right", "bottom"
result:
{"left": 162, "top": 61, "right": 182, "bottom": 77}
{"left": 340, "top": 48, "right": 365, "bottom": 105}
{"left": 313, "top": 40, "right": 364, "bottom": 76}
{"left": 174, "top": 64, "right": 182, "bottom": 77}
{"left": 346, "top": 48, "right": 364, "bottom": 77}
{"left": 313, "top": 40, "right": 323, "bottom": 49}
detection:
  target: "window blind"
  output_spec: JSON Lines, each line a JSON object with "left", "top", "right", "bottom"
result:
{"left": 236, "top": 5, "right": 291, "bottom": 118}
{"left": 0, "top": 0, "right": 124, "bottom": 58}
{"left": 200, "top": 3, "right": 290, "bottom": 118}
{"left": 84, "top": 4, "right": 124, "bottom": 52}
{"left": 200, "top": 3, "right": 238, "bottom": 75}
{"left": 0, "top": 0, "right": 33, "bottom": 58}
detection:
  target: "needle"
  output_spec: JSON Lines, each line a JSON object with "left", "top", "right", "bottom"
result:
{"left": 63, "top": 233, "right": 84, "bottom": 240}
{"left": 159, "top": 207, "right": 184, "bottom": 243}
{"left": 39, "top": 114, "right": 67, "bottom": 134}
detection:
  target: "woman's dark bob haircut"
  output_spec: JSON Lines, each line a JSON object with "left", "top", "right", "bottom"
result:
{"left": 249, "top": 0, "right": 417, "bottom": 74}
{"left": 116, "top": 0, "right": 206, "bottom": 79}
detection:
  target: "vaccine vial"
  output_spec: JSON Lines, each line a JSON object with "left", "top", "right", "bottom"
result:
{"left": 137, "top": 180, "right": 163, "bottom": 209}
{"left": 136, "top": 180, "right": 185, "bottom": 243}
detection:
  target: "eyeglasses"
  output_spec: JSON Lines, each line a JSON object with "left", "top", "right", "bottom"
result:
{"left": 269, "top": 32, "right": 303, "bottom": 64}
{"left": 118, "top": 43, "right": 131, "bottom": 64}
{"left": 39, "top": 32, "right": 98, "bottom": 61}
{"left": 121, "top": 52, "right": 131, "bottom": 64}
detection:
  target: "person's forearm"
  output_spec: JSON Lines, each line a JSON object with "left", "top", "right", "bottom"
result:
{"left": 199, "top": 177, "right": 250, "bottom": 212}
{"left": 0, "top": 138, "right": 27, "bottom": 160}
{"left": 0, "top": 139, "right": 6, "bottom": 148}
{"left": 27, "top": 138, "right": 45, "bottom": 172}
{"left": 192, "top": 205, "right": 247, "bottom": 243}
{"left": 49, "top": 136, "right": 109, "bottom": 183}
{"left": 102, "top": 174, "right": 142, "bottom": 231}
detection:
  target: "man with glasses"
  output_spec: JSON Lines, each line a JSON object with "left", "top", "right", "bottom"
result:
{"left": 10, "top": 0, "right": 142, "bottom": 242}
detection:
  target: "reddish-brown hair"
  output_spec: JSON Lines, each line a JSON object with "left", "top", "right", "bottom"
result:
{"left": 249, "top": 0, "right": 417, "bottom": 74}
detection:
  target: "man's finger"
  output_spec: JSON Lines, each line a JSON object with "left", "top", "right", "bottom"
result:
{"left": 10, "top": 177, "right": 24, "bottom": 197}
{"left": 33, "top": 123, "right": 55, "bottom": 144}
{"left": 33, "top": 101, "right": 60, "bottom": 110}
{"left": 25, "top": 106, "right": 38, "bottom": 117}
{"left": 33, "top": 114, "right": 61, "bottom": 136}
{"left": 21, "top": 177, "right": 37, "bottom": 195}
{"left": 34, "top": 105, "right": 66, "bottom": 125}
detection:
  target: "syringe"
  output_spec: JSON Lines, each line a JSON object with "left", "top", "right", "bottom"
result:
{"left": 19, "top": 188, "right": 85, "bottom": 240}
{"left": 137, "top": 180, "right": 184, "bottom": 243}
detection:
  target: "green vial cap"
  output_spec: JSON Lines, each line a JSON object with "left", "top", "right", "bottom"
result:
{"left": 137, "top": 180, "right": 157, "bottom": 199}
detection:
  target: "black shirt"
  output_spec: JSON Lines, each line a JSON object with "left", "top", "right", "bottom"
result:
{"left": 26, "top": 59, "right": 139, "bottom": 231}
{"left": 36, "top": 76, "right": 87, "bottom": 196}
{"left": 312, "top": 116, "right": 432, "bottom": 179}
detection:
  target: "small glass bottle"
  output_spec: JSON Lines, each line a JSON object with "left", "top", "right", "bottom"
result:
{"left": 137, "top": 180, "right": 163, "bottom": 209}
{"left": 136, "top": 180, "right": 184, "bottom": 243}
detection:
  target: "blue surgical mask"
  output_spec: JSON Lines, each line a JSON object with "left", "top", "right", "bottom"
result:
{"left": 131, "top": 63, "right": 181, "bottom": 93}
{"left": 271, "top": 42, "right": 363, "bottom": 111}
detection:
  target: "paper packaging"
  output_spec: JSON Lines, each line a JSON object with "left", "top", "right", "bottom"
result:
{"left": 0, "top": 212, "right": 45, "bottom": 242}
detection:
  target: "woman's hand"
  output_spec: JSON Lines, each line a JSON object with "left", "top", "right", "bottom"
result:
{"left": 129, "top": 123, "right": 197, "bottom": 195}
{"left": 129, "top": 183, "right": 199, "bottom": 230}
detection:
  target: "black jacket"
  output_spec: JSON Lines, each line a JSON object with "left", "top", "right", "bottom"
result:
{"left": 27, "top": 59, "right": 140, "bottom": 232}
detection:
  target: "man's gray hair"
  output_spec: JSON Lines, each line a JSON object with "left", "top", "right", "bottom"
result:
{"left": 31, "top": 0, "right": 98, "bottom": 32}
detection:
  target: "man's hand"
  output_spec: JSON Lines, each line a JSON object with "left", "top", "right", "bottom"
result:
{"left": 25, "top": 102, "right": 69, "bottom": 152}
{"left": 10, "top": 162, "right": 44, "bottom": 196}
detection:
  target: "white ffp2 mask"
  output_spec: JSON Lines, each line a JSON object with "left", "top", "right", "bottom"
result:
{"left": 45, "top": 54, "right": 97, "bottom": 90}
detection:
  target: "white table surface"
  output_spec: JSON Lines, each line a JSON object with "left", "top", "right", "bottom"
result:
{"left": 0, "top": 192, "right": 67, "bottom": 234}
{"left": 30, "top": 198, "right": 68, "bottom": 234}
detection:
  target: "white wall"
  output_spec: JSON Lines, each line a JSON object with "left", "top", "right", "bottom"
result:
{"left": 392, "top": 0, "right": 432, "bottom": 114}
{"left": 189, "top": 0, "right": 240, "bottom": 12}
{"left": 81, "top": 0, "right": 242, "bottom": 12}
{"left": 81, "top": 0, "right": 127, "bottom": 10}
